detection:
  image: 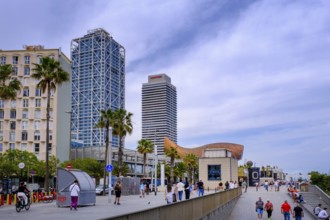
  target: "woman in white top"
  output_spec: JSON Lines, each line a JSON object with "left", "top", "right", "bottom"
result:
{"left": 165, "top": 184, "right": 173, "bottom": 204}
{"left": 69, "top": 180, "right": 80, "bottom": 210}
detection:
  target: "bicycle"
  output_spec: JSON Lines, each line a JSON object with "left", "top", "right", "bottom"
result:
{"left": 15, "top": 193, "right": 30, "bottom": 212}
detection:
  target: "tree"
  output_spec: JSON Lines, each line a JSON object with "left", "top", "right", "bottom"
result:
{"left": 137, "top": 139, "right": 154, "bottom": 177}
{"left": 184, "top": 153, "right": 198, "bottom": 184}
{"left": 174, "top": 162, "right": 187, "bottom": 179}
{"left": 60, "top": 158, "right": 104, "bottom": 184}
{"left": 32, "top": 56, "right": 70, "bottom": 192}
{"left": 0, "top": 64, "right": 21, "bottom": 100}
{"left": 165, "top": 146, "right": 180, "bottom": 184}
{"left": 309, "top": 171, "right": 330, "bottom": 194}
{"left": 112, "top": 162, "right": 130, "bottom": 177}
{"left": 112, "top": 109, "right": 133, "bottom": 176}
{"left": 95, "top": 109, "right": 116, "bottom": 195}
{"left": 0, "top": 149, "right": 39, "bottom": 180}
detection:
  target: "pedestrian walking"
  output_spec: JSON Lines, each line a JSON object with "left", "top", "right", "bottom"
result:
{"left": 184, "top": 181, "right": 190, "bottom": 200}
{"left": 242, "top": 180, "right": 247, "bottom": 193}
{"left": 69, "top": 180, "right": 80, "bottom": 210}
{"left": 293, "top": 203, "right": 304, "bottom": 220}
{"left": 225, "top": 181, "right": 229, "bottom": 190}
{"left": 197, "top": 180, "right": 204, "bottom": 197}
{"left": 255, "top": 182, "right": 259, "bottom": 191}
{"left": 255, "top": 197, "right": 264, "bottom": 220}
{"left": 140, "top": 182, "right": 145, "bottom": 198}
{"left": 264, "top": 199, "right": 273, "bottom": 220}
{"left": 177, "top": 178, "right": 184, "bottom": 201}
{"left": 114, "top": 181, "right": 122, "bottom": 205}
{"left": 165, "top": 184, "right": 173, "bottom": 204}
{"left": 281, "top": 200, "right": 293, "bottom": 220}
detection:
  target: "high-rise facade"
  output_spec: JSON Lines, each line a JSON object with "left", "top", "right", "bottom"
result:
{"left": 71, "top": 28, "right": 125, "bottom": 148}
{"left": 142, "top": 74, "right": 177, "bottom": 154}
{"left": 0, "top": 46, "right": 71, "bottom": 162}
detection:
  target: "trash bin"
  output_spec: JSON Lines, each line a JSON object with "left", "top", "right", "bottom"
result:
{"left": 56, "top": 168, "right": 96, "bottom": 207}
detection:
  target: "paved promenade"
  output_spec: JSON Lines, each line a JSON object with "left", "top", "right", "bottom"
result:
{"left": 0, "top": 190, "right": 213, "bottom": 220}
{"left": 0, "top": 187, "right": 316, "bottom": 220}
{"left": 229, "top": 186, "right": 315, "bottom": 220}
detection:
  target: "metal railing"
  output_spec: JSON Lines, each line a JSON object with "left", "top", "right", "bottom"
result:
{"left": 104, "top": 188, "right": 242, "bottom": 220}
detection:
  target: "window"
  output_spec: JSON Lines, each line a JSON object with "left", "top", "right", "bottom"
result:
{"left": 10, "top": 121, "right": 16, "bottom": 130}
{"left": 48, "top": 144, "right": 52, "bottom": 154}
{"left": 208, "top": 165, "right": 221, "bottom": 181}
{"left": 34, "top": 121, "right": 40, "bottom": 130}
{"left": 24, "top": 66, "right": 30, "bottom": 76}
{"left": 22, "top": 121, "right": 28, "bottom": 130}
{"left": 49, "top": 131, "right": 52, "bottom": 141}
{"left": 9, "top": 143, "right": 15, "bottom": 150}
{"left": 49, "top": 55, "right": 55, "bottom": 59}
{"left": 10, "top": 131, "right": 15, "bottom": 141}
{"left": 0, "top": 131, "right": 3, "bottom": 141}
{"left": 35, "top": 88, "right": 41, "bottom": 97}
{"left": 0, "top": 143, "right": 2, "bottom": 152}
{"left": 11, "top": 100, "right": 16, "bottom": 108}
{"left": 10, "top": 110, "right": 16, "bottom": 119}
{"left": 35, "top": 110, "right": 41, "bottom": 119}
{"left": 34, "top": 131, "right": 40, "bottom": 141}
{"left": 23, "top": 99, "right": 29, "bottom": 108}
{"left": 49, "top": 111, "right": 53, "bottom": 119}
{"left": 22, "top": 110, "right": 28, "bottom": 119}
{"left": 23, "top": 88, "right": 29, "bottom": 97}
{"left": 0, "top": 99, "right": 4, "bottom": 108}
{"left": 12, "top": 56, "right": 18, "bottom": 64}
{"left": 24, "top": 55, "right": 30, "bottom": 64}
{"left": 23, "top": 77, "right": 29, "bottom": 86}
{"left": 21, "top": 143, "right": 27, "bottom": 150}
{"left": 0, "top": 56, "right": 6, "bottom": 64}
{"left": 12, "top": 66, "right": 18, "bottom": 76}
{"left": 34, "top": 143, "right": 40, "bottom": 153}
{"left": 35, "top": 99, "right": 41, "bottom": 107}
{"left": 36, "top": 55, "right": 42, "bottom": 64}
{"left": 0, "top": 121, "right": 3, "bottom": 130}
{"left": 22, "top": 131, "right": 28, "bottom": 141}
{"left": 0, "top": 110, "right": 4, "bottom": 119}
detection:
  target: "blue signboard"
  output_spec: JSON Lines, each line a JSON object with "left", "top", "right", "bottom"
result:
{"left": 106, "top": 164, "right": 113, "bottom": 172}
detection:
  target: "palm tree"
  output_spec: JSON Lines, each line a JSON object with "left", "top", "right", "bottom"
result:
{"left": 183, "top": 153, "right": 198, "bottom": 184}
{"left": 95, "top": 109, "right": 115, "bottom": 195}
{"left": 32, "top": 56, "right": 69, "bottom": 192}
{"left": 0, "top": 64, "right": 21, "bottom": 100}
{"left": 137, "top": 139, "right": 154, "bottom": 177}
{"left": 174, "top": 162, "right": 187, "bottom": 180}
{"left": 165, "top": 146, "right": 180, "bottom": 184}
{"left": 112, "top": 109, "right": 133, "bottom": 176}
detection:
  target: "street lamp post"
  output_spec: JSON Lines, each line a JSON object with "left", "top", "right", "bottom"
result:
{"left": 65, "top": 111, "right": 72, "bottom": 160}
{"left": 154, "top": 145, "right": 158, "bottom": 196}
{"left": 153, "top": 129, "right": 158, "bottom": 196}
{"left": 108, "top": 127, "right": 113, "bottom": 203}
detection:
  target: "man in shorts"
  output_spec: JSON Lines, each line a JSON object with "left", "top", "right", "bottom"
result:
{"left": 256, "top": 197, "right": 264, "bottom": 220}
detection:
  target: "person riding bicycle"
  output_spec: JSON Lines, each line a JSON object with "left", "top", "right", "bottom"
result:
{"left": 17, "top": 182, "right": 30, "bottom": 206}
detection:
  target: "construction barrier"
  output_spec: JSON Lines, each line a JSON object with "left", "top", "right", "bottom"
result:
{"left": 0, "top": 194, "right": 4, "bottom": 206}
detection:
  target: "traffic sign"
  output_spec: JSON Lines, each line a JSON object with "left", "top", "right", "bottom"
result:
{"left": 66, "top": 163, "right": 72, "bottom": 170}
{"left": 106, "top": 164, "right": 113, "bottom": 172}
{"left": 18, "top": 162, "right": 25, "bottom": 169}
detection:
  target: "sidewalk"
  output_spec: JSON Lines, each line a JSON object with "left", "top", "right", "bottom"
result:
{"left": 229, "top": 186, "right": 315, "bottom": 220}
{"left": 0, "top": 189, "right": 211, "bottom": 220}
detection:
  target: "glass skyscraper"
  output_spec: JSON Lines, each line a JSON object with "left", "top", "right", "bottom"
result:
{"left": 142, "top": 74, "right": 177, "bottom": 154}
{"left": 71, "top": 28, "right": 125, "bottom": 148}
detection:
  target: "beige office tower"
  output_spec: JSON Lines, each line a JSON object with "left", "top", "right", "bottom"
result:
{"left": 0, "top": 46, "right": 71, "bottom": 162}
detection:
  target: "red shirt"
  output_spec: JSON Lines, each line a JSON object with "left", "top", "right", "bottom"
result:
{"left": 281, "top": 202, "right": 291, "bottom": 212}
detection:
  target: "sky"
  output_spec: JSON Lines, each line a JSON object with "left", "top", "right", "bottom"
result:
{"left": 1, "top": 0, "right": 330, "bottom": 175}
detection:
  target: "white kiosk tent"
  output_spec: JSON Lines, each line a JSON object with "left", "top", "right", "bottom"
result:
{"left": 56, "top": 168, "right": 96, "bottom": 207}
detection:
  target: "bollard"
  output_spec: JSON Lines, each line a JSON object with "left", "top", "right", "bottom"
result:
{"left": 0, "top": 194, "right": 3, "bottom": 206}
{"left": 14, "top": 194, "right": 17, "bottom": 205}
